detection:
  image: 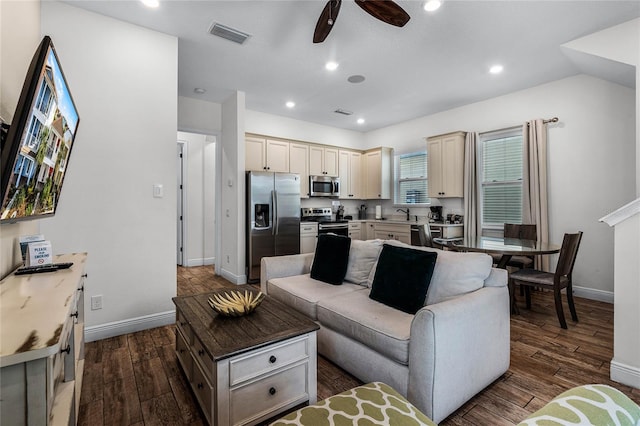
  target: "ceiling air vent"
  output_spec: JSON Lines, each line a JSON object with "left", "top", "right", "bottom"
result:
{"left": 209, "top": 23, "right": 251, "bottom": 45}
{"left": 334, "top": 109, "right": 353, "bottom": 116}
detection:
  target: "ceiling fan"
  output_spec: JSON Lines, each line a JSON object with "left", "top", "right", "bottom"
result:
{"left": 313, "top": 0, "right": 411, "bottom": 43}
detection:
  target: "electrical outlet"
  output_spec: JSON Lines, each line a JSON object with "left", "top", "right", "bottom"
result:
{"left": 91, "top": 295, "right": 103, "bottom": 310}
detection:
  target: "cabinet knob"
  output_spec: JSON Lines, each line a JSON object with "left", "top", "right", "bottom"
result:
{"left": 78, "top": 285, "right": 84, "bottom": 291}
{"left": 269, "top": 355, "right": 277, "bottom": 364}
{"left": 198, "top": 349, "right": 205, "bottom": 356}
{"left": 61, "top": 346, "right": 71, "bottom": 355}
{"left": 263, "top": 167, "right": 267, "bottom": 170}
{"left": 82, "top": 274, "right": 88, "bottom": 278}
{"left": 197, "top": 383, "right": 204, "bottom": 389}
{"left": 269, "top": 387, "right": 277, "bottom": 396}
{"left": 70, "top": 311, "right": 78, "bottom": 318}
{"left": 267, "top": 167, "right": 271, "bottom": 170}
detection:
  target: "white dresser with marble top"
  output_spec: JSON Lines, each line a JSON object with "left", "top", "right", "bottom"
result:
{"left": 0, "top": 253, "right": 87, "bottom": 426}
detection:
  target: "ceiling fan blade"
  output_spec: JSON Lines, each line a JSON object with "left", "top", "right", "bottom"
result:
{"left": 313, "top": 0, "right": 342, "bottom": 43}
{"left": 354, "top": 0, "right": 410, "bottom": 27}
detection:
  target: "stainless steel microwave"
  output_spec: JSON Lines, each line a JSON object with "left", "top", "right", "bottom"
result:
{"left": 309, "top": 175, "right": 340, "bottom": 197}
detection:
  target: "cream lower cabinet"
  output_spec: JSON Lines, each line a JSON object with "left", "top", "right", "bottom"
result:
{"left": 338, "top": 150, "right": 362, "bottom": 199}
{"left": 1, "top": 253, "right": 87, "bottom": 426}
{"left": 363, "top": 148, "right": 392, "bottom": 200}
{"left": 426, "top": 131, "right": 465, "bottom": 198}
{"left": 348, "top": 222, "right": 362, "bottom": 240}
{"left": 374, "top": 223, "right": 411, "bottom": 244}
{"left": 246, "top": 136, "right": 290, "bottom": 173}
{"left": 300, "top": 222, "right": 318, "bottom": 253}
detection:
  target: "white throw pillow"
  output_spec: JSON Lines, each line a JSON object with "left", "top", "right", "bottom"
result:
{"left": 344, "top": 239, "right": 383, "bottom": 286}
{"left": 382, "top": 239, "right": 493, "bottom": 305}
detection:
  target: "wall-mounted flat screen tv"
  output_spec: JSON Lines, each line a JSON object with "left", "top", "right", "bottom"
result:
{"left": 0, "top": 35, "right": 79, "bottom": 223}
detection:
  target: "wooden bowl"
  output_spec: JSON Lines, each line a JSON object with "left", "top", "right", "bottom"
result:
{"left": 207, "top": 290, "right": 265, "bottom": 317}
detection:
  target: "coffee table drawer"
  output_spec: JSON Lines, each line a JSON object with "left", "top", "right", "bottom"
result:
{"left": 229, "top": 336, "right": 309, "bottom": 386}
{"left": 193, "top": 336, "right": 214, "bottom": 382}
{"left": 192, "top": 359, "right": 213, "bottom": 425}
{"left": 176, "top": 309, "right": 193, "bottom": 344}
{"left": 230, "top": 362, "right": 308, "bottom": 425}
{"left": 175, "top": 328, "right": 192, "bottom": 381}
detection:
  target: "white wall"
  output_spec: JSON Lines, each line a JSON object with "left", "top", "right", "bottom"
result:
{"left": 39, "top": 2, "right": 178, "bottom": 339}
{"left": 246, "top": 109, "right": 366, "bottom": 150}
{"left": 0, "top": 0, "right": 41, "bottom": 278}
{"left": 178, "top": 96, "right": 221, "bottom": 135}
{"left": 177, "top": 131, "right": 216, "bottom": 266}
{"left": 366, "top": 74, "right": 636, "bottom": 297}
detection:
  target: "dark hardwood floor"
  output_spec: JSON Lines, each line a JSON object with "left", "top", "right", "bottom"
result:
{"left": 78, "top": 265, "right": 640, "bottom": 425}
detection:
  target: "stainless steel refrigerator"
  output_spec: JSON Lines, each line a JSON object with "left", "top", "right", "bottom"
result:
{"left": 246, "top": 171, "right": 301, "bottom": 282}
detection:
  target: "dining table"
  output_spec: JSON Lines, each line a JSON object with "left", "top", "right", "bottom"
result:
{"left": 451, "top": 236, "right": 561, "bottom": 314}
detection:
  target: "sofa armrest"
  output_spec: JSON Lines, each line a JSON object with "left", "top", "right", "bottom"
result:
{"left": 407, "top": 286, "right": 510, "bottom": 423}
{"left": 484, "top": 267, "right": 508, "bottom": 287}
{"left": 260, "top": 253, "right": 314, "bottom": 294}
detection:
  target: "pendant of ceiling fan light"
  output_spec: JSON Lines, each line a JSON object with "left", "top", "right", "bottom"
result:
{"left": 314, "top": 0, "right": 342, "bottom": 43}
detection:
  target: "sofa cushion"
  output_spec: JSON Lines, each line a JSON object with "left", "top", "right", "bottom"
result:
{"left": 310, "top": 234, "right": 351, "bottom": 285}
{"left": 267, "top": 274, "right": 363, "bottom": 320}
{"left": 370, "top": 244, "right": 438, "bottom": 314}
{"left": 317, "top": 288, "right": 413, "bottom": 365}
{"left": 383, "top": 239, "right": 493, "bottom": 305}
{"left": 344, "top": 239, "right": 383, "bottom": 286}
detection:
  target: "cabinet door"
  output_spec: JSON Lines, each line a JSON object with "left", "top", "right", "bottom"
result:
{"left": 427, "top": 139, "right": 443, "bottom": 197}
{"left": 365, "top": 222, "right": 376, "bottom": 240}
{"left": 266, "top": 140, "right": 290, "bottom": 172}
{"left": 349, "top": 152, "right": 362, "bottom": 199}
{"left": 338, "top": 150, "right": 350, "bottom": 199}
{"left": 308, "top": 146, "right": 324, "bottom": 176}
{"left": 289, "top": 143, "right": 309, "bottom": 197}
{"left": 324, "top": 148, "right": 339, "bottom": 177}
{"left": 365, "top": 151, "right": 382, "bottom": 199}
{"left": 441, "top": 135, "right": 464, "bottom": 197}
{"left": 348, "top": 230, "right": 362, "bottom": 240}
{"left": 246, "top": 137, "right": 266, "bottom": 171}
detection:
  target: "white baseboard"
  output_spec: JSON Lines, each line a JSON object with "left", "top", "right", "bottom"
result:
{"left": 573, "top": 285, "right": 614, "bottom": 303}
{"left": 84, "top": 310, "right": 175, "bottom": 342}
{"left": 218, "top": 267, "right": 247, "bottom": 284}
{"left": 610, "top": 359, "right": 640, "bottom": 388}
{"left": 186, "top": 257, "right": 215, "bottom": 267}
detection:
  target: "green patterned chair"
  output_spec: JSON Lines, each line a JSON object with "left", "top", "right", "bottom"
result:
{"left": 518, "top": 384, "right": 640, "bottom": 426}
{"left": 271, "top": 383, "right": 640, "bottom": 426}
{"left": 270, "top": 382, "right": 436, "bottom": 426}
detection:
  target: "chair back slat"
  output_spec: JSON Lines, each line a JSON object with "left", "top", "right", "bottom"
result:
{"left": 504, "top": 223, "right": 537, "bottom": 241}
{"left": 418, "top": 224, "right": 433, "bottom": 248}
{"left": 555, "top": 232, "right": 583, "bottom": 277}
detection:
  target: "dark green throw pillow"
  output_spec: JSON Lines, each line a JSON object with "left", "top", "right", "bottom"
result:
{"left": 310, "top": 234, "right": 351, "bottom": 285}
{"left": 370, "top": 244, "right": 438, "bottom": 314}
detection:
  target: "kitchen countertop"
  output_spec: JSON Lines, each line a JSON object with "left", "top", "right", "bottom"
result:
{"left": 347, "top": 219, "right": 463, "bottom": 227}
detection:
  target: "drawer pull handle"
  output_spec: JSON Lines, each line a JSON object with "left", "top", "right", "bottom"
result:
{"left": 269, "top": 355, "right": 277, "bottom": 364}
{"left": 70, "top": 311, "right": 78, "bottom": 318}
{"left": 269, "top": 387, "right": 277, "bottom": 396}
{"left": 198, "top": 349, "right": 205, "bottom": 356}
{"left": 197, "top": 383, "right": 204, "bottom": 389}
{"left": 78, "top": 285, "right": 84, "bottom": 292}
{"left": 82, "top": 273, "right": 88, "bottom": 278}
{"left": 61, "top": 346, "right": 71, "bottom": 354}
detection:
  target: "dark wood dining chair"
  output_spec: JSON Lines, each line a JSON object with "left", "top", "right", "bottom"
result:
{"left": 509, "top": 231, "right": 583, "bottom": 329}
{"left": 491, "top": 223, "right": 538, "bottom": 269}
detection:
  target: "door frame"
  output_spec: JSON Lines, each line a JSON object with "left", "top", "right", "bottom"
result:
{"left": 177, "top": 140, "right": 188, "bottom": 266}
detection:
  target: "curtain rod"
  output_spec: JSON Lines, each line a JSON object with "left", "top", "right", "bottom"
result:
{"left": 528, "top": 117, "right": 559, "bottom": 126}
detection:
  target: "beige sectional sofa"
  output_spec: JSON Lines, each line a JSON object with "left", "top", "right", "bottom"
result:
{"left": 260, "top": 239, "right": 511, "bottom": 423}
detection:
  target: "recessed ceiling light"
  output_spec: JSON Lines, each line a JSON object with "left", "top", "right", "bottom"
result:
{"left": 357, "top": 118, "right": 365, "bottom": 125}
{"left": 286, "top": 101, "right": 296, "bottom": 108}
{"left": 423, "top": 0, "right": 441, "bottom": 12}
{"left": 347, "top": 75, "right": 366, "bottom": 84}
{"left": 489, "top": 64, "right": 504, "bottom": 74}
{"left": 194, "top": 88, "right": 206, "bottom": 94}
{"left": 325, "top": 61, "right": 339, "bottom": 71}
{"left": 140, "top": 0, "right": 159, "bottom": 8}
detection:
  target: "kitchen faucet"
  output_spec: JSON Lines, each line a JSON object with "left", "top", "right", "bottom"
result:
{"left": 396, "top": 208, "right": 410, "bottom": 221}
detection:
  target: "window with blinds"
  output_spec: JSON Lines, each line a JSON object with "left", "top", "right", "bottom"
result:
{"left": 395, "top": 152, "right": 429, "bottom": 205}
{"left": 480, "top": 128, "right": 523, "bottom": 227}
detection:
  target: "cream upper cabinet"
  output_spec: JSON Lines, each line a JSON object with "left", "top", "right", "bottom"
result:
{"left": 426, "top": 131, "right": 465, "bottom": 198}
{"left": 338, "top": 150, "right": 362, "bottom": 199}
{"left": 290, "top": 142, "right": 309, "bottom": 197}
{"left": 363, "top": 147, "right": 392, "bottom": 200}
{"left": 245, "top": 136, "right": 290, "bottom": 172}
{"left": 309, "top": 146, "right": 339, "bottom": 177}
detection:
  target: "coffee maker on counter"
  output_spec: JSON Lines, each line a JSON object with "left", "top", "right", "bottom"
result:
{"left": 429, "top": 206, "right": 443, "bottom": 223}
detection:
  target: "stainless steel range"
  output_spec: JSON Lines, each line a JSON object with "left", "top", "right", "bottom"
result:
{"left": 301, "top": 207, "right": 349, "bottom": 237}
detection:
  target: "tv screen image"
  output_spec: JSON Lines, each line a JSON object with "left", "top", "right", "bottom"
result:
{"left": 0, "top": 36, "right": 79, "bottom": 223}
